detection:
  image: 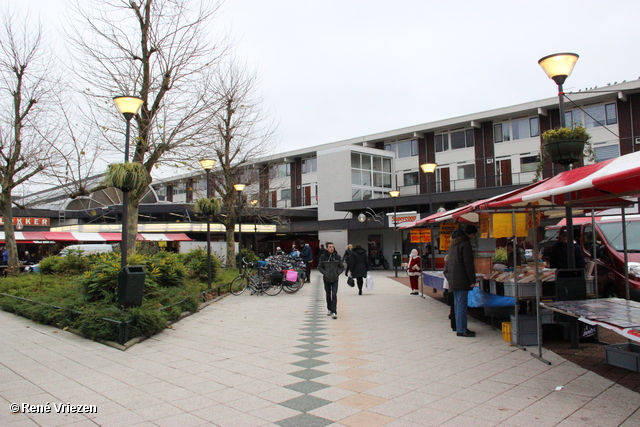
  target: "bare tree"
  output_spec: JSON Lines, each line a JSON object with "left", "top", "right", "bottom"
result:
{"left": 206, "top": 58, "right": 277, "bottom": 267}
{"left": 66, "top": 0, "right": 229, "bottom": 257}
{"left": 0, "top": 9, "right": 61, "bottom": 275}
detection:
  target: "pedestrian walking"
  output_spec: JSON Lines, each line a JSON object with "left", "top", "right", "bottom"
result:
{"left": 300, "top": 242, "right": 313, "bottom": 283}
{"left": 407, "top": 249, "right": 421, "bottom": 295}
{"left": 445, "top": 225, "right": 478, "bottom": 337}
{"left": 343, "top": 244, "right": 353, "bottom": 276}
{"left": 347, "top": 244, "right": 368, "bottom": 295}
{"left": 317, "top": 242, "right": 344, "bottom": 319}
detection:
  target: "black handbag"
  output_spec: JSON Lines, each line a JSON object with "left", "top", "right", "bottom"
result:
{"left": 347, "top": 277, "right": 355, "bottom": 287}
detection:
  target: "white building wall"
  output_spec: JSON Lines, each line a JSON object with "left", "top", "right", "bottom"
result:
{"left": 317, "top": 146, "right": 355, "bottom": 221}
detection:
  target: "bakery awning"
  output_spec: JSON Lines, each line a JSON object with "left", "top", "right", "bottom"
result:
{"left": 0, "top": 232, "right": 192, "bottom": 242}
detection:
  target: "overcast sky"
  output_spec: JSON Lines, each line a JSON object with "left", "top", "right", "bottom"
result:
{"left": 17, "top": 0, "right": 640, "bottom": 156}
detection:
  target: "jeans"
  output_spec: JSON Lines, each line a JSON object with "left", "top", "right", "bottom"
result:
{"left": 452, "top": 289, "right": 469, "bottom": 333}
{"left": 324, "top": 280, "right": 338, "bottom": 314}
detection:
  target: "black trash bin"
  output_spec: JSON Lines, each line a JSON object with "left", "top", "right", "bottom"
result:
{"left": 118, "top": 265, "right": 146, "bottom": 307}
{"left": 392, "top": 251, "right": 402, "bottom": 267}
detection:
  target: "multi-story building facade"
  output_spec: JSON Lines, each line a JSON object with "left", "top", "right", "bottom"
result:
{"left": 13, "top": 80, "right": 640, "bottom": 260}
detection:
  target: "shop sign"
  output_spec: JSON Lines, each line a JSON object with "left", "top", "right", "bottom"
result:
{"left": 410, "top": 228, "right": 431, "bottom": 243}
{"left": 439, "top": 222, "right": 458, "bottom": 251}
{"left": 387, "top": 212, "right": 420, "bottom": 228}
{"left": 0, "top": 217, "right": 50, "bottom": 227}
{"left": 490, "top": 213, "right": 528, "bottom": 238}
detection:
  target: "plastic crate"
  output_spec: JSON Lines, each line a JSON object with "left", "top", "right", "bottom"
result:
{"left": 502, "top": 322, "right": 511, "bottom": 342}
{"left": 503, "top": 282, "right": 536, "bottom": 297}
{"left": 511, "top": 331, "right": 538, "bottom": 346}
{"left": 604, "top": 343, "right": 640, "bottom": 372}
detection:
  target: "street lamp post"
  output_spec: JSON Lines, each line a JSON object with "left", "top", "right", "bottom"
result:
{"left": 113, "top": 96, "right": 144, "bottom": 269}
{"left": 389, "top": 190, "right": 400, "bottom": 277}
{"left": 250, "top": 200, "right": 258, "bottom": 254}
{"left": 538, "top": 52, "right": 579, "bottom": 269}
{"left": 420, "top": 163, "right": 438, "bottom": 273}
{"left": 234, "top": 183, "right": 246, "bottom": 272}
{"left": 199, "top": 159, "right": 217, "bottom": 288}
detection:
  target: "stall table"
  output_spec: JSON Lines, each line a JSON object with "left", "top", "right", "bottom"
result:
{"left": 422, "top": 271, "right": 445, "bottom": 291}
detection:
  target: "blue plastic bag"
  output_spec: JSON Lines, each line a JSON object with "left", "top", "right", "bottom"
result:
{"left": 467, "top": 287, "right": 515, "bottom": 308}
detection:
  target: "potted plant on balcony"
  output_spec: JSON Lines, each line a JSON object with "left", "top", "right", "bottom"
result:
{"left": 541, "top": 125, "right": 591, "bottom": 166}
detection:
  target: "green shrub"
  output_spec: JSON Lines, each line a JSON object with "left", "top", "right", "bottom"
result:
{"left": 145, "top": 251, "right": 186, "bottom": 288}
{"left": 493, "top": 247, "right": 508, "bottom": 263}
{"left": 39, "top": 253, "right": 92, "bottom": 275}
{"left": 179, "top": 248, "right": 220, "bottom": 283}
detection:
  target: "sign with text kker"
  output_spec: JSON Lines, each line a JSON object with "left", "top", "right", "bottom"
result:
{"left": 0, "top": 217, "right": 50, "bottom": 227}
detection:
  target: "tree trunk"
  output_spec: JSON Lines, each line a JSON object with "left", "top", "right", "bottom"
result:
{"left": 225, "top": 224, "right": 236, "bottom": 268}
{"left": 0, "top": 190, "right": 20, "bottom": 276}
{"left": 125, "top": 186, "right": 144, "bottom": 259}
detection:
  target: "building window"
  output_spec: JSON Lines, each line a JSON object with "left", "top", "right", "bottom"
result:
{"left": 403, "top": 172, "right": 419, "bottom": 186}
{"left": 595, "top": 143, "right": 620, "bottom": 162}
{"left": 271, "top": 163, "right": 290, "bottom": 178}
{"left": 605, "top": 103, "right": 617, "bottom": 125}
{"left": 457, "top": 164, "right": 475, "bottom": 180}
{"left": 520, "top": 155, "right": 540, "bottom": 173}
{"left": 495, "top": 117, "right": 538, "bottom": 143}
{"left": 566, "top": 103, "right": 617, "bottom": 129}
{"left": 280, "top": 188, "right": 291, "bottom": 200}
{"left": 529, "top": 117, "right": 540, "bottom": 137}
{"left": 351, "top": 152, "right": 393, "bottom": 200}
{"left": 302, "top": 158, "right": 317, "bottom": 174}
{"left": 450, "top": 129, "right": 474, "bottom": 149}
{"left": 384, "top": 140, "right": 419, "bottom": 158}
{"left": 435, "top": 134, "right": 448, "bottom": 152}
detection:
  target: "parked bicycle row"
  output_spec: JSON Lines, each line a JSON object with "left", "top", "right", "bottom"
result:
{"left": 230, "top": 255, "right": 307, "bottom": 296}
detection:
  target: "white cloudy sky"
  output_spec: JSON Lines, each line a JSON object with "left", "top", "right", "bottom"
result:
{"left": 16, "top": 0, "right": 640, "bottom": 156}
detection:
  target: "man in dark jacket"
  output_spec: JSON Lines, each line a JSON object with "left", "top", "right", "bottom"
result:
{"left": 317, "top": 242, "right": 344, "bottom": 319}
{"left": 445, "top": 225, "right": 478, "bottom": 337}
{"left": 347, "top": 244, "right": 369, "bottom": 295}
{"left": 300, "top": 242, "right": 313, "bottom": 283}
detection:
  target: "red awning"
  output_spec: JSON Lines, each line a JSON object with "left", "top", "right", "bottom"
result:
{"left": 487, "top": 151, "right": 640, "bottom": 209}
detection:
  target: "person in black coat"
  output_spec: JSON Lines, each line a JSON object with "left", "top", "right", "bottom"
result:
{"left": 347, "top": 244, "right": 369, "bottom": 295}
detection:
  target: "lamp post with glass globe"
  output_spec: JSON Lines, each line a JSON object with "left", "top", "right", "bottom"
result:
{"left": 113, "top": 96, "right": 144, "bottom": 268}
{"left": 420, "top": 163, "right": 438, "bottom": 272}
{"left": 234, "top": 183, "right": 246, "bottom": 272}
{"left": 389, "top": 190, "right": 400, "bottom": 277}
{"left": 538, "top": 52, "right": 579, "bottom": 269}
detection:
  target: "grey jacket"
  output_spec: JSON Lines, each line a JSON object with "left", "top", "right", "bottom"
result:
{"left": 444, "top": 235, "right": 476, "bottom": 290}
{"left": 318, "top": 251, "right": 344, "bottom": 283}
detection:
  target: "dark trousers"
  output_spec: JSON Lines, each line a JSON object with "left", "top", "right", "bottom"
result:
{"left": 324, "top": 280, "right": 338, "bottom": 314}
{"left": 305, "top": 261, "right": 312, "bottom": 282}
{"left": 356, "top": 277, "right": 364, "bottom": 293}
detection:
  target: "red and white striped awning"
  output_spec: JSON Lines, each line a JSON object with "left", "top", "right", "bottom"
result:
{"left": 0, "top": 232, "right": 192, "bottom": 242}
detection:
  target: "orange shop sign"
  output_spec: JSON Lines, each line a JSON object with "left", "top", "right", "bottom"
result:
{"left": 0, "top": 217, "right": 50, "bottom": 227}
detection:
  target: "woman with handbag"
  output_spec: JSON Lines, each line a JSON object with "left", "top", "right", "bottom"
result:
{"left": 407, "top": 249, "right": 421, "bottom": 295}
{"left": 347, "top": 244, "right": 369, "bottom": 295}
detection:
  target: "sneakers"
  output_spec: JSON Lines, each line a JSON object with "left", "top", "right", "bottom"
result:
{"left": 332, "top": 313, "right": 337, "bottom": 319}
{"left": 410, "top": 291, "right": 419, "bottom": 295}
{"left": 456, "top": 329, "right": 476, "bottom": 337}
{"left": 327, "top": 311, "right": 332, "bottom": 316}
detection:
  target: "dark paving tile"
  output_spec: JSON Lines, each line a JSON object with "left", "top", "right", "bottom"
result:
{"left": 279, "top": 395, "right": 332, "bottom": 413}
{"left": 285, "top": 380, "right": 330, "bottom": 394}
{"left": 276, "top": 413, "right": 333, "bottom": 427}
{"left": 294, "top": 350, "right": 328, "bottom": 359}
{"left": 289, "top": 369, "right": 329, "bottom": 380}
{"left": 298, "top": 337, "right": 327, "bottom": 343}
{"left": 292, "top": 359, "right": 328, "bottom": 369}
{"left": 295, "top": 343, "right": 327, "bottom": 350}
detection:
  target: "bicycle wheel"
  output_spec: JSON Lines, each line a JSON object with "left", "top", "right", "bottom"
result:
{"left": 230, "top": 275, "right": 249, "bottom": 296}
{"left": 263, "top": 277, "right": 283, "bottom": 296}
{"left": 282, "top": 280, "right": 300, "bottom": 293}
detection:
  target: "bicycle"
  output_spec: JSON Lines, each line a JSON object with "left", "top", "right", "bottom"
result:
{"left": 230, "top": 258, "right": 283, "bottom": 296}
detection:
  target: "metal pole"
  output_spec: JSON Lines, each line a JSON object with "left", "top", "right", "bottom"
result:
{"left": 394, "top": 198, "right": 398, "bottom": 277}
{"left": 205, "top": 169, "right": 212, "bottom": 288}
{"left": 428, "top": 176, "right": 436, "bottom": 272}
{"left": 558, "top": 82, "right": 576, "bottom": 270}
{"left": 121, "top": 118, "right": 131, "bottom": 269}
{"left": 238, "top": 192, "right": 242, "bottom": 273}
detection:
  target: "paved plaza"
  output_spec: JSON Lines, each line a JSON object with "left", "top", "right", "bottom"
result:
{"left": 1, "top": 270, "right": 639, "bottom": 426}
